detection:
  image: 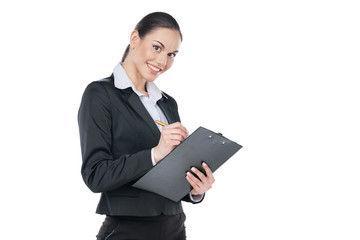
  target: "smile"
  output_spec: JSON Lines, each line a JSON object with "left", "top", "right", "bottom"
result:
{"left": 147, "top": 63, "right": 162, "bottom": 73}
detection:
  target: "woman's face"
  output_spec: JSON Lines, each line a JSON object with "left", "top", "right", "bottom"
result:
{"left": 131, "top": 27, "right": 182, "bottom": 82}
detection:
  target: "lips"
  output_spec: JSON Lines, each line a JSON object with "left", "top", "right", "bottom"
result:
{"left": 147, "top": 63, "right": 162, "bottom": 74}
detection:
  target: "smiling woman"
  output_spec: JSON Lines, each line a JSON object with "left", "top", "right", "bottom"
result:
{"left": 122, "top": 27, "right": 181, "bottom": 94}
{"left": 78, "top": 12, "right": 215, "bottom": 240}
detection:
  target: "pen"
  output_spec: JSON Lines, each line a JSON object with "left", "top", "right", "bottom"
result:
{"left": 155, "top": 120, "right": 168, "bottom": 127}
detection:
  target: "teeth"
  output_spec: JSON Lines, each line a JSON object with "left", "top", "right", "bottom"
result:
{"left": 147, "top": 63, "right": 161, "bottom": 72}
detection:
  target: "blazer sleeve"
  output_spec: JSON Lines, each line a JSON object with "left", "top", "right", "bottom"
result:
{"left": 78, "top": 82, "right": 154, "bottom": 193}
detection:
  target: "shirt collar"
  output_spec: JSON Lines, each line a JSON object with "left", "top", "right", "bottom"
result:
{"left": 113, "top": 62, "right": 163, "bottom": 103}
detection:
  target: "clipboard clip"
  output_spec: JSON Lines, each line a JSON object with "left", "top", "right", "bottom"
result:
{"left": 208, "top": 133, "right": 222, "bottom": 139}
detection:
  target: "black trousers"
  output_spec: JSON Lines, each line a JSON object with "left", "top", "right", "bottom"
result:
{"left": 96, "top": 213, "right": 186, "bottom": 240}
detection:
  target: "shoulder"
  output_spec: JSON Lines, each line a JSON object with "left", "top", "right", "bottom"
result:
{"left": 85, "top": 75, "right": 114, "bottom": 91}
{"left": 82, "top": 75, "right": 114, "bottom": 96}
{"left": 80, "top": 75, "right": 116, "bottom": 108}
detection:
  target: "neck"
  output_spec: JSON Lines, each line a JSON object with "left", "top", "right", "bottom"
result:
{"left": 122, "top": 60, "right": 148, "bottom": 95}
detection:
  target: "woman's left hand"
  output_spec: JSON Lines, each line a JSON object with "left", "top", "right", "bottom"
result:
{"left": 186, "top": 162, "right": 215, "bottom": 195}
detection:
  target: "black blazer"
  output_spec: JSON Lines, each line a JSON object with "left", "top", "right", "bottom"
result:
{"left": 78, "top": 75, "right": 202, "bottom": 216}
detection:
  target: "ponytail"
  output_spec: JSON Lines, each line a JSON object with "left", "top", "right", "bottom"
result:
{"left": 121, "top": 44, "right": 130, "bottom": 63}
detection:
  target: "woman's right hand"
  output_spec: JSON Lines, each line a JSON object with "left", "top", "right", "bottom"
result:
{"left": 153, "top": 122, "right": 188, "bottom": 163}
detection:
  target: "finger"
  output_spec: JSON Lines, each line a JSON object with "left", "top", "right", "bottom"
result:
{"left": 186, "top": 172, "right": 208, "bottom": 192}
{"left": 190, "top": 167, "right": 208, "bottom": 183}
{"left": 165, "top": 133, "right": 185, "bottom": 142}
{"left": 168, "top": 140, "right": 181, "bottom": 147}
{"left": 168, "top": 122, "right": 185, "bottom": 130}
{"left": 162, "top": 134, "right": 185, "bottom": 145}
{"left": 186, "top": 174, "right": 203, "bottom": 194}
{"left": 163, "top": 128, "right": 188, "bottom": 140}
{"left": 202, "top": 162, "right": 215, "bottom": 184}
{"left": 166, "top": 122, "right": 189, "bottom": 136}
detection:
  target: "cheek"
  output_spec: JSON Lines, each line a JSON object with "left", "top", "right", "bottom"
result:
{"left": 143, "top": 48, "right": 157, "bottom": 61}
{"left": 135, "top": 47, "right": 154, "bottom": 63}
{"left": 164, "top": 59, "right": 174, "bottom": 71}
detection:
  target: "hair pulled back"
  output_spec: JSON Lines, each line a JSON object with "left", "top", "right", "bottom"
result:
{"left": 121, "top": 12, "right": 182, "bottom": 62}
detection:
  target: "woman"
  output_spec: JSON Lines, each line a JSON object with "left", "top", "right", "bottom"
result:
{"left": 78, "top": 12, "right": 215, "bottom": 240}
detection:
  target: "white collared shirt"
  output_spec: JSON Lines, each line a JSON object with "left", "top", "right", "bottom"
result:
{"left": 113, "top": 63, "right": 203, "bottom": 202}
{"left": 113, "top": 63, "right": 169, "bottom": 131}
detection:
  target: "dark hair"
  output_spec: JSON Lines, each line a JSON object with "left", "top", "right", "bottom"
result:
{"left": 121, "top": 12, "right": 183, "bottom": 62}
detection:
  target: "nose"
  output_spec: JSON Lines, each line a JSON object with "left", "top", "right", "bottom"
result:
{"left": 157, "top": 52, "right": 167, "bottom": 68}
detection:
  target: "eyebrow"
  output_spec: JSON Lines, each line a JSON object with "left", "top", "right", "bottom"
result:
{"left": 154, "top": 40, "right": 179, "bottom": 54}
{"left": 154, "top": 40, "right": 165, "bottom": 49}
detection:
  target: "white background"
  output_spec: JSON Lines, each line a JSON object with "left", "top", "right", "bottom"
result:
{"left": 1, "top": 0, "right": 359, "bottom": 239}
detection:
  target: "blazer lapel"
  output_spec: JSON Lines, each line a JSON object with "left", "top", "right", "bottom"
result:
{"left": 157, "top": 98, "right": 176, "bottom": 124}
{"left": 128, "top": 92, "right": 161, "bottom": 141}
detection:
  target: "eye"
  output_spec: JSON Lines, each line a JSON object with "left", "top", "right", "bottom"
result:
{"left": 168, "top": 52, "right": 177, "bottom": 58}
{"left": 153, "top": 45, "right": 161, "bottom": 52}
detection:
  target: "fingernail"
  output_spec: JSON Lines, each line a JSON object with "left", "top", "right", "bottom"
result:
{"left": 187, "top": 172, "right": 191, "bottom": 176}
{"left": 202, "top": 162, "right": 207, "bottom": 167}
{"left": 191, "top": 167, "right": 196, "bottom": 172}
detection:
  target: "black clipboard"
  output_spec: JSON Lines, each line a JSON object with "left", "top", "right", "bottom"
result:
{"left": 132, "top": 126, "right": 242, "bottom": 202}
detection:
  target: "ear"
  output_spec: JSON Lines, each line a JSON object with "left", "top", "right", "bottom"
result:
{"left": 129, "top": 30, "right": 140, "bottom": 49}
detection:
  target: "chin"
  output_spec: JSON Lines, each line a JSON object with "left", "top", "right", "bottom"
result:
{"left": 143, "top": 71, "right": 161, "bottom": 82}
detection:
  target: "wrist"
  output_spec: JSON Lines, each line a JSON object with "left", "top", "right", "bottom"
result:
{"left": 153, "top": 146, "right": 161, "bottom": 163}
{"left": 151, "top": 148, "right": 157, "bottom": 166}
